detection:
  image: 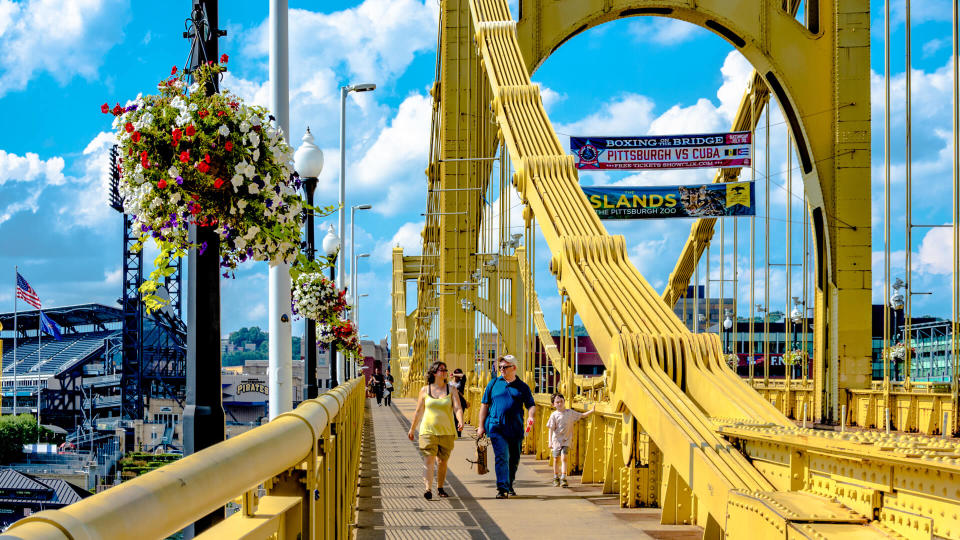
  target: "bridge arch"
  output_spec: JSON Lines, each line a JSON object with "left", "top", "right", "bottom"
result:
{"left": 512, "top": 0, "right": 872, "bottom": 417}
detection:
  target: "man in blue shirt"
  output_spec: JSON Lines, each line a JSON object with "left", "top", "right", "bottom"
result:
{"left": 477, "top": 354, "right": 536, "bottom": 498}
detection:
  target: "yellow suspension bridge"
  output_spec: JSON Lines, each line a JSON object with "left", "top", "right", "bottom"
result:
{"left": 5, "top": 1, "right": 960, "bottom": 539}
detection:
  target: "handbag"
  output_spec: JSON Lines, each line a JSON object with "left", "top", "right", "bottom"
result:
{"left": 466, "top": 434, "right": 489, "bottom": 475}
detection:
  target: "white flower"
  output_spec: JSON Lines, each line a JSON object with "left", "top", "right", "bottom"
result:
{"left": 239, "top": 120, "right": 250, "bottom": 133}
{"left": 175, "top": 112, "right": 192, "bottom": 127}
{"left": 250, "top": 116, "right": 261, "bottom": 127}
{"left": 237, "top": 200, "right": 248, "bottom": 211}
{"left": 189, "top": 82, "right": 200, "bottom": 93}
{"left": 218, "top": 125, "right": 230, "bottom": 137}
{"left": 230, "top": 174, "right": 244, "bottom": 190}
{"left": 248, "top": 183, "right": 260, "bottom": 194}
{"left": 248, "top": 132, "right": 260, "bottom": 147}
{"left": 167, "top": 166, "right": 179, "bottom": 178}
{"left": 252, "top": 149, "right": 260, "bottom": 162}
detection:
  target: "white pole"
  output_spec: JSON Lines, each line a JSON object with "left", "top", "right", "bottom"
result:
{"left": 885, "top": 407, "right": 891, "bottom": 434}
{"left": 840, "top": 404, "right": 846, "bottom": 432}
{"left": 268, "top": 0, "right": 293, "bottom": 418}
{"left": 13, "top": 266, "right": 18, "bottom": 415}
{"left": 943, "top": 411, "right": 950, "bottom": 439}
{"left": 802, "top": 402, "right": 807, "bottom": 429}
{"left": 337, "top": 87, "right": 348, "bottom": 386}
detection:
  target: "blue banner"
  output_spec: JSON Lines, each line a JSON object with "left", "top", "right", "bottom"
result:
{"left": 582, "top": 182, "right": 755, "bottom": 220}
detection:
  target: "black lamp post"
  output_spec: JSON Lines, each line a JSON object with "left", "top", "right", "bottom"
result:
{"left": 294, "top": 128, "right": 324, "bottom": 399}
{"left": 322, "top": 225, "right": 341, "bottom": 389}
{"left": 790, "top": 298, "right": 803, "bottom": 379}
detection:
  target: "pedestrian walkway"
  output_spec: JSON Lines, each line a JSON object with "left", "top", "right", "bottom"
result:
{"left": 355, "top": 398, "right": 702, "bottom": 539}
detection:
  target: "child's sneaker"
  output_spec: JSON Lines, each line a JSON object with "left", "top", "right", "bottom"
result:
{"left": 560, "top": 477, "right": 569, "bottom": 488}
{"left": 552, "top": 476, "right": 560, "bottom": 487}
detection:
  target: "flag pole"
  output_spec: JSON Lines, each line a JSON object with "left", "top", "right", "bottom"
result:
{"left": 13, "top": 266, "right": 18, "bottom": 416}
{"left": 37, "top": 308, "right": 41, "bottom": 440}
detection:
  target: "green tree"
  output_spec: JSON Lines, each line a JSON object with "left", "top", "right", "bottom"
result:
{"left": 0, "top": 414, "right": 54, "bottom": 464}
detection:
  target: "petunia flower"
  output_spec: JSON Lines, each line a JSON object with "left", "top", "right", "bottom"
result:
{"left": 101, "top": 103, "right": 109, "bottom": 114}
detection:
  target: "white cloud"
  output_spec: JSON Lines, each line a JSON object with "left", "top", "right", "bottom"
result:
{"left": 533, "top": 82, "right": 565, "bottom": 113}
{"left": 353, "top": 94, "right": 432, "bottom": 213}
{"left": 716, "top": 51, "right": 754, "bottom": 121}
{"left": 628, "top": 17, "right": 700, "bottom": 46}
{"left": 915, "top": 227, "right": 953, "bottom": 275}
{"left": 374, "top": 220, "right": 423, "bottom": 262}
{"left": 104, "top": 266, "right": 121, "bottom": 287}
{"left": 57, "top": 131, "right": 116, "bottom": 229}
{"left": 0, "top": 0, "right": 129, "bottom": 97}
{"left": 242, "top": 0, "right": 438, "bottom": 86}
{"left": 0, "top": 149, "right": 65, "bottom": 186}
{"left": 923, "top": 38, "right": 947, "bottom": 58}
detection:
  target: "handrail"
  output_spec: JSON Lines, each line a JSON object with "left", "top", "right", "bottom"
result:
{"left": 2, "top": 377, "right": 365, "bottom": 540}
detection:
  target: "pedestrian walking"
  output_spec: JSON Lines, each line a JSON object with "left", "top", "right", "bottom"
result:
{"left": 369, "top": 367, "right": 385, "bottom": 406}
{"left": 451, "top": 368, "right": 468, "bottom": 437}
{"left": 408, "top": 361, "right": 465, "bottom": 500}
{"left": 383, "top": 369, "right": 394, "bottom": 406}
{"left": 547, "top": 393, "right": 594, "bottom": 487}
{"left": 476, "top": 355, "right": 536, "bottom": 499}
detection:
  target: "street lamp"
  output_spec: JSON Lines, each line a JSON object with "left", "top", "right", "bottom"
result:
{"left": 891, "top": 278, "right": 906, "bottom": 380}
{"left": 338, "top": 83, "right": 376, "bottom": 386}
{"left": 697, "top": 313, "right": 706, "bottom": 333}
{"left": 350, "top": 204, "right": 372, "bottom": 322}
{"left": 322, "top": 225, "right": 341, "bottom": 389}
{"left": 294, "top": 128, "right": 324, "bottom": 399}
{"left": 790, "top": 297, "right": 803, "bottom": 378}
{"left": 722, "top": 308, "right": 733, "bottom": 354}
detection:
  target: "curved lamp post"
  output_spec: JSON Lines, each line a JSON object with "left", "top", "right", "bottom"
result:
{"left": 294, "top": 128, "right": 324, "bottom": 398}
{"left": 322, "top": 225, "right": 341, "bottom": 388}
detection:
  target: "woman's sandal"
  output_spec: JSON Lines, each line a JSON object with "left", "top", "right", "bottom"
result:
{"left": 437, "top": 487, "right": 449, "bottom": 498}
{"left": 423, "top": 490, "right": 432, "bottom": 500}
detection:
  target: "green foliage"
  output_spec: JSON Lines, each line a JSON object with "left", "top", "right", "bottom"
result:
{"left": 118, "top": 452, "right": 181, "bottom": 478}
{"left": 229, "top": 326, "right": 267, "bottom": 347}
{"left": 0, "top": 414, "right": 56, "bottom": 465}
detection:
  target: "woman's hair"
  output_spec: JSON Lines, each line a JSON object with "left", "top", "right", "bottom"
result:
{"left": 426, "top": 361, "right": 447, "bottom": 384}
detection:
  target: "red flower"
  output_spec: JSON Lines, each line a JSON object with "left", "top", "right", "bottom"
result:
{"left": 124, "top": 122, "right": 134, "bottom": 133}
{"left": 197, "top": 162, "right": 210, "bottom": 174}
{"left": 190, "top": 203, "right": 201, "bottom": 215}
{"left": 112, "top": 104, "right": 124, "bottom": 116}
{"left": 172, "top": 128, "right": 182, "bottom": 142}
{"left": 185, "top": 124, "right": 196, "bottom": 137}
{"left": 224, "top": 141, "right": 233, "bottom": 151}
{"left": 171, "top": 66, "right": 178, "bottom": 75}
{"left": 198, "top": 110, "right": 209, "bottom": 119}
{"left": 158, "top": 179, "right": 168, "bottom": 189}
{"left": 179, "top": 150, "right": 190, "bottom": 163}
{"left": 229, "top": 101, "right": 239, "bottom": 109}
{"left": 213, "top": 178, "right": 224, "bottom": 189}
{"left": 100, "top": 103, "right": 109, "bottom": 114}
{"left": 220, "top": 54, "right": 229, "bottom": 64}
{"left": 131, "top": 131, "right": 141, "bottom": 143}
{"left": 204, "top": 154, "right": 210, "bottom": 164}
{"left": 217, "top": 110, "right": 226, "bottom": 116}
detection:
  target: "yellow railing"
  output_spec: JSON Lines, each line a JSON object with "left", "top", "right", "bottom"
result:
{"left": 3, "top": 378, "right": 365, "bottom": 540}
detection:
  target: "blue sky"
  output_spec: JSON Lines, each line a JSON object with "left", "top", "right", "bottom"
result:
{"left": 0, "top": 0, "right": 956, "bottom": 349}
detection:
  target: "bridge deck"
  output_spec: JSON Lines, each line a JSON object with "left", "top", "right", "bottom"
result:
{"left": 355, "top": 398, "right": 701, "bottom": 539}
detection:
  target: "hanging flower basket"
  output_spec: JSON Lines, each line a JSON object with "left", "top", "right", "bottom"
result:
{"left": 782, "top": 349, "right": 808, "bottom": 367}
{"left": 886, "top": 343, "right": 913, "bottom": 362}
{"left": 724, "top": 353, "right": 739, "bottom": 370}
{"left": 103, "top": 57, "right": 305, "bottom": 312}
{"left": 291, "top": 272, "right": 347, "bottom": 321}
{"left": 319, "top": 319, "right": 362, "bottom": 359}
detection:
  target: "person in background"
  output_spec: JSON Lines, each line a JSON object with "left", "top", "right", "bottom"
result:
{"left": 477, "top": 355, "right": 536, "bottom": 499}
{"left": 451, "top": 368, "right": 469, "bottom": 436}
{"left": 546, "top": 393, "right": 595, "bottom": 487}
{"left": 408, "top": 361, "right": 465, "bottom": 500}
{"left": 384, "top": 368, "right": 395, "bottom": 406}
{"left": 369, "top": 367, "right": 385, "bottom": 406}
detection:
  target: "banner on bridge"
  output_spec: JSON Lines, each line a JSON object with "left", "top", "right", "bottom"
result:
{"left": 582, "top": 182, "right": 755, "bottom": 220}
{"left": 570, "top": 131, "right": 752, "bottom": 170}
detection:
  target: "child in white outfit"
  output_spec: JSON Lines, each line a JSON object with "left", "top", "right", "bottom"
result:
{"left": 545, "top": 392, "right": 595, "bottom": 487}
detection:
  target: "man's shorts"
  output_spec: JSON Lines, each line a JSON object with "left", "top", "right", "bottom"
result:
{"left": 551, "top": 446, "right": 569, "bottom": 458}
{"left": 419, "top": 433, "right": 456, "bottom": 461}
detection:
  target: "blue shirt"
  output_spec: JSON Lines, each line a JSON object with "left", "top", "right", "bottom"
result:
{"left": 481, "top": 376, "right": 535, "bottom": 439}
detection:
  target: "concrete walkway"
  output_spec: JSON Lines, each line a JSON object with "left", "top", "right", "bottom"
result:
{"left": 355, "top": 397, "right": 702, "bottom": 540}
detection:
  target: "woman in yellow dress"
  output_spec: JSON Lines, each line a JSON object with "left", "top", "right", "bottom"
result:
{"left": 408, "top": 360, "right": 465, "bottom": 499}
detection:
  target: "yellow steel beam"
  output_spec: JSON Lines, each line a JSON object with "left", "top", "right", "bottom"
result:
{"left": 3, "top": 379, "right": 365, "bottom": 540}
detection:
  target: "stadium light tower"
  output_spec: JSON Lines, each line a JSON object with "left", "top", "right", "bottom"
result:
{"left": 294, "top": 128, "right": 324, "bottom": 399}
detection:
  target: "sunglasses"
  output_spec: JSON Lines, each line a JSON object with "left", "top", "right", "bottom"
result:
{"left": 436, "top": 368, "right": 447, "bottom": 372}
{"left": 498, "top": 364, "right": 515, "bottom": 370}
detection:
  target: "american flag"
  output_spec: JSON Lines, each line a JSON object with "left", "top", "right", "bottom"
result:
{"left": 16, "top": 272, "right": 41, "bottom": 309}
